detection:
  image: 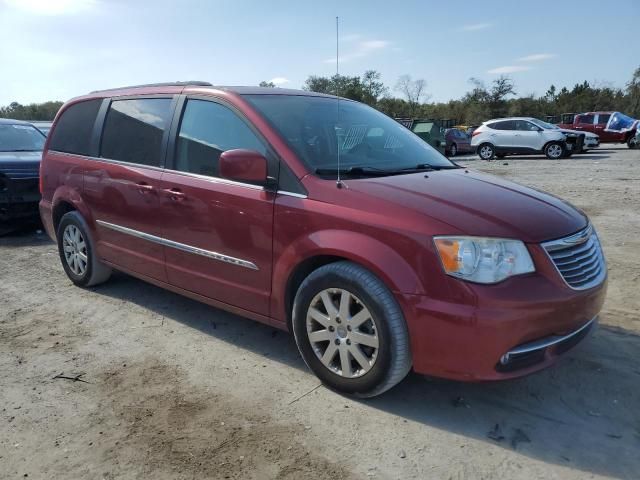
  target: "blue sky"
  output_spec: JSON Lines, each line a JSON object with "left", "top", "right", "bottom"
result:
{"left": 1, "top": 0, "right": 638, "bottom": 106}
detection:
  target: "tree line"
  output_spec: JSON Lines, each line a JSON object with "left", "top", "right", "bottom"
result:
{"left": 2, "top": 66, "right": 638, "bottom": 124}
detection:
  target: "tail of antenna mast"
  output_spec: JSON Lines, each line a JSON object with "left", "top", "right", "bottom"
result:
{"left": 336, "top": 16, "right": 343, "bottom": 188}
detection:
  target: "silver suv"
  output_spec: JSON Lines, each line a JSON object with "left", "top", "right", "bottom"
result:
{"left": 471, "top": 117, "right": 568, "bottom": 160}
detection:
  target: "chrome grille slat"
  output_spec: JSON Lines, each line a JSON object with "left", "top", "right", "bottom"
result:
{"left": 548, "top": 237, "right": 595, "bottom": 260}
{"left": 552, "top": 243, "right": 597, "bottom": 266}
{"left": 558, "top": 254, "right": 600, "bottom": 275}
{"left": 541, "top": 225, "right": 606, "bottom": 290}
{"left": 563, "top": 261, "right": 600, "bottom": 280}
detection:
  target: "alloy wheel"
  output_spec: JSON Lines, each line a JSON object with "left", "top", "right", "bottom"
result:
{"left": 480, "top": 145, "right": 493, "bottom": 159}
{"left": 547, "top": 144, "right": 563, "bottom": 159}
{"left": 62, "top": 224, "right": 88, "bottom": 276}
{"left": 306, "top": 288, "right": 379, "bottom": 378}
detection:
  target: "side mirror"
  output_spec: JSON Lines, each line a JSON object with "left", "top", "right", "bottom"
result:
{"left": 219, "top": 149, "right": 269, "bottom": 185}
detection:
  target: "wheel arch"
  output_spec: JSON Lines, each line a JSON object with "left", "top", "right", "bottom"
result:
{"left": 51, "top": 186, "right": 94, "bottom": 237}
{"left": 272, "top": 230, "right": 425, "bottom": 329}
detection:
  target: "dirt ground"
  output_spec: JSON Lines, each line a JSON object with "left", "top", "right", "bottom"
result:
{"left": 1, "top": 145, "right": 639, "bottom": 480}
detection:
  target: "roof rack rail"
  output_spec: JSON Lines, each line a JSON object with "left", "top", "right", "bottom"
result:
{"left": 90, "top": 81, "right": 213, "bottom": 94}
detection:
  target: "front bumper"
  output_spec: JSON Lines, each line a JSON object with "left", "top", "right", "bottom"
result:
{"left": 0, "top": 176, "right": 40, "bottom": 222}
{"left": 397, "top": 252, "right": 607, "bottom": 381}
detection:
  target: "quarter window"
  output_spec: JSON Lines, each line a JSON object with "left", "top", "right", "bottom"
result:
{"left": 174, "top": 99, "right": 266, "bottom": 178}
{"left": 49, "top": 99, "right": 102, "bottom": 155}
{"left": 100, "top": 98, "right": 173, "bottom": 167}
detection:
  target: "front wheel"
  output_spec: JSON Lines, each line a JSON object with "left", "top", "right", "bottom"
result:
{"left": 629, "top": 136, "right": 638, "bottom": 149}
{"left": 478, "top": 143, "right": 495, "bottom": 160}
{"left": 292, "top": 261, "right": 411, "bottom": 398}
{"left": 544, "top": 142, "right": 564, "bottom": 159}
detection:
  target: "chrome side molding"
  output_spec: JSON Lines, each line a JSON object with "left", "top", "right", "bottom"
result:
{"left": 96, "top": 220, "right": 259, "bottom": 271}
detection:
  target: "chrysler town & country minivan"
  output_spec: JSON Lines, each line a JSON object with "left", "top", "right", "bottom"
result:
{"left": 40, "top": 82, "right": 607, "bottom": 397}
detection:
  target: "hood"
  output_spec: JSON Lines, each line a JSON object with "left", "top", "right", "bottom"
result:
{"left": 0, "top": 151, "right": 42, "bottom": 179}
{"left": 345, "top": 168, "right": 587, "bottom": 244}
{"left": 559, "top": 128, "right": 597, "bottom": 138}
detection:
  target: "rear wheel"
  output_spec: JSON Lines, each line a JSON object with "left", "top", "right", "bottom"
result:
{"left": 57, "top": 211, "right": 112, "bottom": 287}
{"left": 292, "top": 261, "right": 411, "bottom": 398}
{"left": 478, "top": 143, "right": 495, "bottom": 160}
{"left": 544, "top": 142, "right": 564, "bottom": 159}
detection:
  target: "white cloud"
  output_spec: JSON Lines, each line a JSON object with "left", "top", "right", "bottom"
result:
{"left": 323, "top": 39, "right": 390, "bottom": 64}
{"left": 517, "top": 53, "right": 558, "bottom": 62}
{"left": 2, "top": 0, "right": 96, "bottom": 15}
{"left": 460, "top": 23, "right": 492, "bottom": 31}
{"left": 269, "top": 77, "right": 289, "bottom": 86}
{"left": 487, "top": 65, "right": 533, "bottom": 74}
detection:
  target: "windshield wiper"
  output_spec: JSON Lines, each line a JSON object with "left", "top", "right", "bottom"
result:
{"left": 315, "top": 166, "right": 392, "bottom": 177}
{"left": 393, "top": 163, "right": 460, "bottom": 172}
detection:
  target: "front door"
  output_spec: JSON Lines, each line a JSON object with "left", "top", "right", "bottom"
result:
{"left": 513, "top": 120, "right": 544, "bottom": 152}
{"left": 159, "top": 97, "right": 275, "bottom": 316}
{"left": 83, "top": 97, "right": 175, "bottom": 281}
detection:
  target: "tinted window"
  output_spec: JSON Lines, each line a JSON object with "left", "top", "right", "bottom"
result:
{"left": 488, "top": 120, "right": 515, "bottom": 130}
{"left": 49, "top": 99, "right": 102, "bottom": 155}
{"left": 100, "top": 98, "right": 173, "bottom": 166}
{"left": 515, "top": 120, "right": 540, "bottom": 131}
{"left": 175, "top": 100, "right": 266, "bottom": 177}
{"left": 412, "top": 122, "right": 434, "bottom": 133}
{"left": 578, "top": 115, "right": 594, "bottom": 125}
{"left": 244, "top": 94, "right": 454, "bottom": 174}
{"left": 0, "top": 124, "right": 45, "bottom": 152}
{"left": 597, "top": 114, "right": 611, "bottom": 125}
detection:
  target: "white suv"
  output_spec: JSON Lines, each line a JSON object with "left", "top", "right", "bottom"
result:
{"left": 471, "top": 117, "right": 567, "bottom": 160}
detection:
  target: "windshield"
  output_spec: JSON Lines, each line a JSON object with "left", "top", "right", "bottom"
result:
{"left": 530, "top": 119, "right": 559, "bottom": 130}
{"left": 0, "top": 124, "right": 46, "bottom": 152}
{"left": 243, "top": 95, "right": 454, "bottom": 176}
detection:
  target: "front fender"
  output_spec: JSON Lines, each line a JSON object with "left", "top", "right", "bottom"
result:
{"left": 270, "top": 229, "right": 426, "bottom": 324}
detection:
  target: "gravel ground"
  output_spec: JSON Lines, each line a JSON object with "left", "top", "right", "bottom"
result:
{"left": 1, "top": 145, "right": 639, "bottom": 479}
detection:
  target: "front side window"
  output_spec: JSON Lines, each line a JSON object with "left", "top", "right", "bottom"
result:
{"left": 244, "top": 94, "right": 453, "bottom": 176}
{"left": 174, "top": 99, "right": 266, "bottom": 178}
{"left": 100, "top": 98, "right": 173, "bottom": 167}
{"left": 49, "top": 99, "right": 102, "bottom": 155}
{"left": 0, "top": 124, "right": 45, "bottom": 152}
{"left": 597, "top": 114, "right": 611, "bottom": 125}
{"left": 515, "top": 120, "right": 539, "bottom": 131}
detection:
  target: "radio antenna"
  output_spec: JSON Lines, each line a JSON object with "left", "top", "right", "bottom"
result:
{"left": 335, "top": 16, "right": 343, "bottom": 189}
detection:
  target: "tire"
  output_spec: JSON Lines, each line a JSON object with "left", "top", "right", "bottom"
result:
{"left": 292, "top": 261, "right": 411, "bottom": 398}
{"left": 544, "top": 142, "right": 564, "bottom": 159}
{"left": 449, "top": 143, "right": 457, "bottom": 157}
{"left": 629, "top": 137, "right": 638, "bottom": 149}
{"left": 57, "top": 211, "right": 112, "bottom": 287}
{"left": 478, "top": 143, "right": 495, "bottom": 160}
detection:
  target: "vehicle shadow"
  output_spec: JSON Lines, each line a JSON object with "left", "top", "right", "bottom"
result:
{"left": 0, "top": 224, "right": 51, "bottom": 246}
{"left": 93, "top": 271, "right": 640, "bottom": 480}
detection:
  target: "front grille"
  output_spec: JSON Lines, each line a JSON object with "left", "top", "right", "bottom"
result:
{"left": 542, "top": 225, "right": 606, "bottom": 290}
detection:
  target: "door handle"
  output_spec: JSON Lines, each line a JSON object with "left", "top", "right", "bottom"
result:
{"left": 163, "top": 188, "right": 186, "bottom": 201}
{"left": 135, "top": 182, "right": 154, "bottom": 194}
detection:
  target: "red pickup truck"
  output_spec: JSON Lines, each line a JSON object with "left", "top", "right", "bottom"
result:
{"left": 556, "top": 111, "right": 638, "bottom": 147}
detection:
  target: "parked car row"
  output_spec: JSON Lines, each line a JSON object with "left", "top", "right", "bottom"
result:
{"left": 555, "top": 111, "right": 638, "bottom": 148}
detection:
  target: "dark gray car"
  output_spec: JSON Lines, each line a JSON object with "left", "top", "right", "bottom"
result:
{"left": 0, "top": 119, "right": 45, "bottom": 223}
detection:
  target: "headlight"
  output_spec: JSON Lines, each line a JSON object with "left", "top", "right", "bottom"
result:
{"left": 434, "top": 236, "right": 535, "bottom": 284}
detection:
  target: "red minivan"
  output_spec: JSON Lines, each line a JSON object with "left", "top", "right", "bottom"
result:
{"left": 40, "top": 82, "right": 607, "bottom": 397}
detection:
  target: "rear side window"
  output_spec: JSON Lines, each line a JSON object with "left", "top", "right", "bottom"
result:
{"left": 49, "top": 99, "right": 102, "bottom": 155}
{"left": 174, "top": 99, "right": 266, "bottom": 178}
{"left": 577, "top": 115, "right": 594, "bottom": 125}
{"left": 100, "top": 98, "right": 173, "bottom": 167}
{"left": 412, "top": 122, "right": 434, "bottom": 133}
{"left": 488, "top": 120, "right": 514, "bottom": 130}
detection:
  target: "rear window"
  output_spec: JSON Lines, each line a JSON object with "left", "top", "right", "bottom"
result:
{"left": 0, "top": 124, "right": 45, "bottom": 152}
{"left": 49, "top": 99, "right": 102, "bottom": 155}
{"left": 100, "top": 98, "right": 173, "bottom": 167}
